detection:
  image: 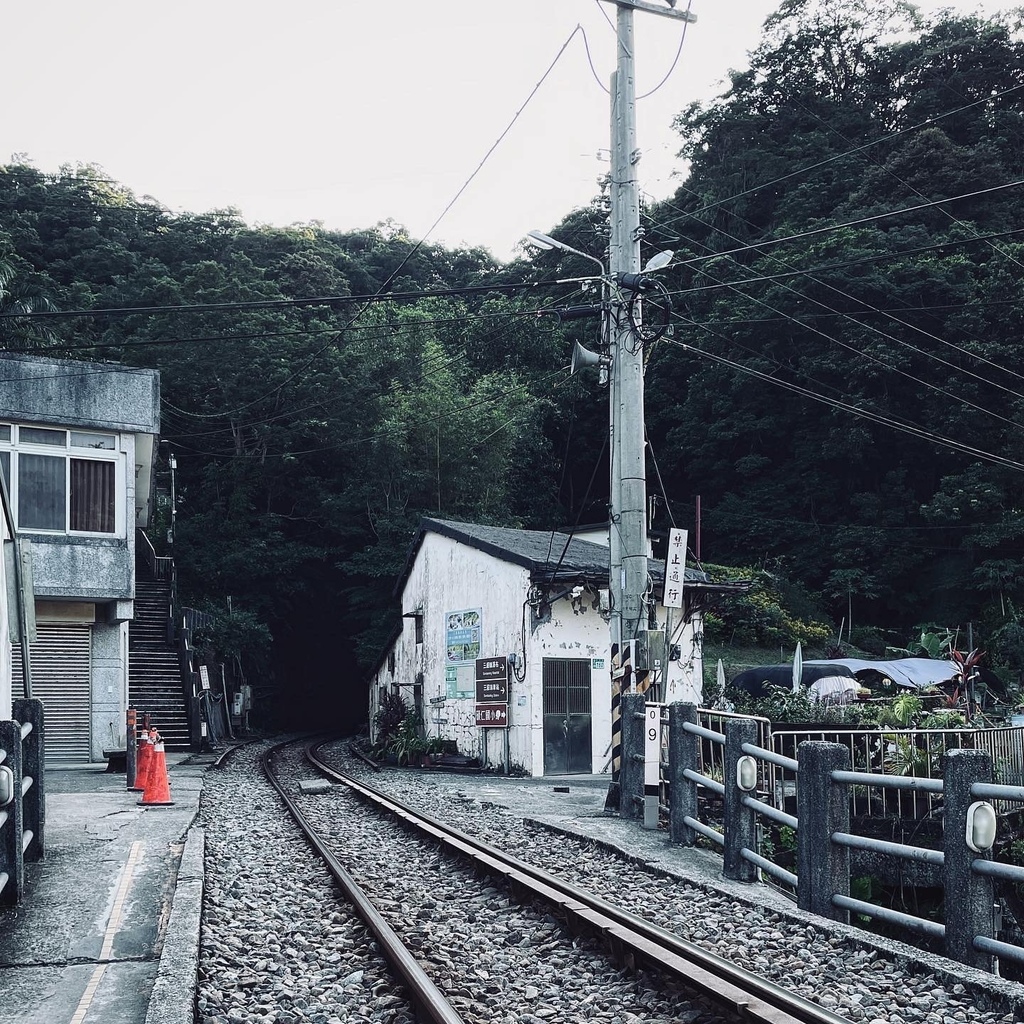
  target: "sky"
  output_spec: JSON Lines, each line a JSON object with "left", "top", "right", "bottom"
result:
{"left": 0, "top": 1, "right": 1011, "bottom": 262}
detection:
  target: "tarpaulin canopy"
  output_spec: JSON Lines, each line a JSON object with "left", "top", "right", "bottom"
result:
{"left": 730, "top": 663, "right": 856, "bottom": 699}
{"left": 804, "top": 658, "right": 960, "bottom": 690}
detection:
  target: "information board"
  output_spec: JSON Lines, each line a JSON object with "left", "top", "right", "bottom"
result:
{"left": 475, "top": 703, "right": 508, "bottom": 728}
{"left": 475, "top": 656, "right": 508, "bottom": 703}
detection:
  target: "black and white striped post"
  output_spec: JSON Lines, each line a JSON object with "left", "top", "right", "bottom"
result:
{"left": 643, "top": 702, "right": 660, "bottom": 829}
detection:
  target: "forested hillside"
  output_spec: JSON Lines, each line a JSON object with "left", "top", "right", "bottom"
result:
{"left": 3, "top": 0, "right": 1024, "bottom": 716}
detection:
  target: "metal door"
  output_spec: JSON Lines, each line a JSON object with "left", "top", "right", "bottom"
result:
{"left": 542, "top": 658, "right": 592, "bottom": 775}
{"left": 12, "top": 622, "right": 92, "bottom": 762}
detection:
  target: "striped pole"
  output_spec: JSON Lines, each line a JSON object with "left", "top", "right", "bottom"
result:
{"left": 604, "top": 643, "right": 624, "bottom": 812}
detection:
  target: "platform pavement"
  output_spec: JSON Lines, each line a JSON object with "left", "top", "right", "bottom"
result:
{"left": 0, "top": 764, "right": 827, "bottom": 1022}
{"left": 0, "top": 761, "right": 712, "bottom": 1024}
{"left": 0, "top": 751, "right": 214, "bottom": 1024}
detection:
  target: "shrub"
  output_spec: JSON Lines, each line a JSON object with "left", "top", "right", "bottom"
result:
{"left": 702, "top": 564, "right": 833, "bottom": 648}
{"left": 373, "top": 691, "right": 408, "bottom": 750}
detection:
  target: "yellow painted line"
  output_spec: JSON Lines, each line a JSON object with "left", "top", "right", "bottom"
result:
{"left": 99, "top": 840, "right": 143, "bottom": 961}
{"left": 69, "top": 964, "right": 107, "bottom": 1024}
{"left": 69, "top": 840, "right": 144, "bottom": 1024}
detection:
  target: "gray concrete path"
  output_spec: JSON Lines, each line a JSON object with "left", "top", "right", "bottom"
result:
{"left": 0, "top": 753, "right": 211, "bottom": 1024}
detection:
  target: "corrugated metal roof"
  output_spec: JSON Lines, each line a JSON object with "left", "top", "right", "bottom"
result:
{"left": 424, "top": 518, "right": 609, "bottom": 577}
{"left": 392, "top": 517, "right": 739, "bottom": 604}
{"left": 417, "top": 518, "right": 711, "bottom": 583}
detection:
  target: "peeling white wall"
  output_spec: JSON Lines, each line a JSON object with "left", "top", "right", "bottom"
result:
{"left": 370, "top": 529, "right": 708, "bottom": 776}
{"left": 521, "top": 592, "right": 612, "bottom": 775}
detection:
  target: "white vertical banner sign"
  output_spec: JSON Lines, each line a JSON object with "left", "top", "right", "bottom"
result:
{"left": 644, "top": 703, "right": 660, "bottom": 829}
{"left": 663, "top": 529, "right": 688, "bottom": 609}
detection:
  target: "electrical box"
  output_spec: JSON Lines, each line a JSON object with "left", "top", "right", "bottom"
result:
{"left": 634, "top": 629, "right": 666, "bottom": 673}
{"left": 232, "top": 693, "right": 244, "bottom": 716}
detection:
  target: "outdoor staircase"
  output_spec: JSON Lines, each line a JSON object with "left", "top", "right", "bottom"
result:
{"left": 129, "top": 576, "right": 191, "bottom": 751}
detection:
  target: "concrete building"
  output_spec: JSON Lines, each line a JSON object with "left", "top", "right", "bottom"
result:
{"left": 0, "top": 475, "right": 14, "bottom": 721}
{"left": 369, "top": 518, "right": 745, "bottom": 776}
{"left": 0, "top": 353, "right": 160, "bottom": 761}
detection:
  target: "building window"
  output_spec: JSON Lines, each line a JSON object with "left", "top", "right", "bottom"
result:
{"left": 0, "top": 423, "right": 120, "bottom": 535}
{"left": 414, "top": 614, "right": 424, "bottom": 645}
{"left": 20, "top": 426, "right": 65, "bottom": 446}
{"left": 70, "top": 459, "right": 116, "bottom": 532}
{"left": 19, "top": 453, "right": 66, "bottom": 530}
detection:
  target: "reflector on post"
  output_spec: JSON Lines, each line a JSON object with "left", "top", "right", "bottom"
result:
{"left": 966, "top": 800, "right": 997, "bottom": 853}
{"left": 737, "top": 755, "right": 758, "bottom": 792}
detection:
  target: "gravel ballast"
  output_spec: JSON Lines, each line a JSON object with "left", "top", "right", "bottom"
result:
{"left": 195, "top": 739, "right": 1024, "bottom": 1024}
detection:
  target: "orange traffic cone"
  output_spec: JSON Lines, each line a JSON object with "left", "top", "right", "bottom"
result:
{"left": 132, "top": 731, "right": 153, "bottom": 793}
{"left": 138, "top": 738, "right": 175, "bottom": 806}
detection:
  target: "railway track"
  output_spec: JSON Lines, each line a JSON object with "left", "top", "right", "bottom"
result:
{"left": 259, "top": 737, "right": 850, "bottom": 1024}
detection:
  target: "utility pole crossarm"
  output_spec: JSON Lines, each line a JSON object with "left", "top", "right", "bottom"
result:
{"left": 598, "top": 0, "right": 697, "bottom": 24}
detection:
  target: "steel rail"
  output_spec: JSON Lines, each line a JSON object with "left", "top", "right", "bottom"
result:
{"left": 261, "top": 741, "right": 467, "bottom": 1024}
{"left": 309, "top": 743, "right": 848, "bottom": 1024}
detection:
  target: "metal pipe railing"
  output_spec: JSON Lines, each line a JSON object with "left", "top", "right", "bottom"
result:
{"left": 646, "top": 701, "right": 1024, "bottom": 974}
{"left": 0, "top": 699, "right": 44, "bottom": 905}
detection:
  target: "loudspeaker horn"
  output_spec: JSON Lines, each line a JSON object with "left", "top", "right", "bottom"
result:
{"left": 570, "top": 341, "right": 603, "bottom": 375}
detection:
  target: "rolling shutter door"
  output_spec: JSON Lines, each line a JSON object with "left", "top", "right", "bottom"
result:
{"left": 11, "top": 622, "right": 92, "bottom": 763}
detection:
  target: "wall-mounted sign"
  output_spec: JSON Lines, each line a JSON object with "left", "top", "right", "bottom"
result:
{"left": 428, "top": 695, "right": 446, "bottom": 705}
{"left": 663, "top": 528, "right": 688, "bottom": 609}
{"left": 475, "top": 703, "right": 508, "bottom": 728}
{"left": 446, "top": 608, "right": 482, "bottom": 664}
{"left": 445, "top": 665, "right": 474, "bottom": 699}
{"left": 475, "top": 656, "right": 508, "bottom": 703}
{"left": 592, "top": 658, "right": 605, "bottom": 670}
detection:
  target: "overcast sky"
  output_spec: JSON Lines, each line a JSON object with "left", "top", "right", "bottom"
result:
{"left": 0, "top": 1, "right": 1009, "bottom": 261}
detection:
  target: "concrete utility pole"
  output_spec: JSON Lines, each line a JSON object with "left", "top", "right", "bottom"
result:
{"left": 602, "top": 0, "right": 696, "bottom": 667}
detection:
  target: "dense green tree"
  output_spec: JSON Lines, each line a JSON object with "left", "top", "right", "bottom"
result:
{"left": 5, "top": 1, "right": 1024, "bottom": 716}
{"left": 639, "top": 2, "right": 1024, "bottom": 636}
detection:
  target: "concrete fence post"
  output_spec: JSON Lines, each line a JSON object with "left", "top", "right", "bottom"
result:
{"left": 12, "top": 698, "right": 44, "bottom": 861}
{"left": 188, "top": 689, "right": 203, "bottom": 751}
{"left": 669, "top": 702, "right": 698, "bottom": 845}
{"left": 943, "top": 747, "right": 994, "bottom": 971}
{"left": 0, "top": 720, "right": 25, "bottom": 906}
{"left": 723, "top": 718, "right": 759, "bottom": 881}
{"left": 796, "top": 740, "right": 850, "bottom": 921}
{"left": 619, "top": 692, "right": 645, "bottom": 819}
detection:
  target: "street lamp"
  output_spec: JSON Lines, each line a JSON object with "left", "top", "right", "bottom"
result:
{"left": 526, "top": 231, "right": 607, "bottom": 277}
{"left": 168, "top": 452, "right": 177, "bottom": 547}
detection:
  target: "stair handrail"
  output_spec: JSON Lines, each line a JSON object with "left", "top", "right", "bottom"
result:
{"left": 136, "top": 527, "right": 173, "bottom": 581}
{"left": 133, "top": 528, "right": 193, "bottom": 749}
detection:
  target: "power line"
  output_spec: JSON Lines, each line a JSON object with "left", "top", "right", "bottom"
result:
{"left": 0, "top": 305, "right": 547, "bottom": 355}
{"left": 0, "top": 279, "right": 550, "bottom": 321}
{"left": 662, "top": 327, "right": 1024, "bottom": 475}
{"left": 658, "top": 226, "right": 1024, "bottom": 300}
{"left": 794, "top": 95, "right": 1024, "bottom": 278}
{"left": 643, "top": 189, "right": 1024, "bottom": 412}
{"left": 167, "top": 365, "right": 569, "bottom": 461}
{"left": 154, "top": 286, "right": 573, "bottom": 427}
{"left": 668, "top": 178, "right": 1024, "bottom": 270}
{"left": 658, "top": 81, "right": 1024, "bottom": 230}
{"left": 664, "top": 238, "right": 1024, "bottom": 425}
